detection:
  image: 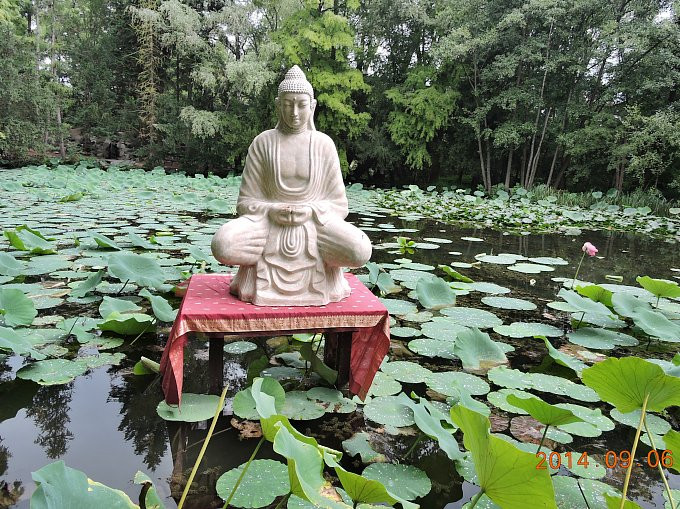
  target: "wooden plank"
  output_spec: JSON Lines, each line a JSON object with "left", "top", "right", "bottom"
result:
{"left": 208, "top": 335, "right": 223, "bottom": 395}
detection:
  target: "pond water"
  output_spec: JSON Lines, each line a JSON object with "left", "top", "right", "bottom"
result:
{"left": 1, "top": 168, "right": 679, "bottom": 508}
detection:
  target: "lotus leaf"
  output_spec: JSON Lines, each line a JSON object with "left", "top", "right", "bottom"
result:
{"left": 493, "top": 322, "right": 562, "bottom": 338}
{"left": 362, "top": 463, "right": 431, "bottom": 501}
{"left": 450, "top": 405, "right": 557, "bottom": 509}
{"left": 487, "top": 389, "right": 532, "bottom": 414}
{"left": 453, "top": 328, "right": 510, "bottom": 370}
{"left": 380, "top": 361, "right": 432, "bottom": 383}
{"left": 557, "top": 289, "right": 612, "bottom": 316}
{"left": 366, "top": 371, "right": 401, "bottom": 397}
{"left": 31, "top": 460, "right": 138, "bottom": 508}
{"left": 481, "top": 296, "right": 536, "bottom": 311}
{"left": 539, "top": 336, "right": 587, "bottom": 374}
{"left": 17, "top": 358, "right": 89, "bottom": 385}
{"left": 610, "top": 408, "right": 671, "bottom": 435}
{"left": 107, "top": 252, "right": 167, "bottom": 289}
{"left": 475, "top": 254, "right": 517, "bottom": 265}
{"left": 407, "top": 338, "right": 456, "bottom": 359}
{"left": 528, "top": 257, "right": 568, "bottom": 265}
{"left": 662, "top": 430, "right": 680, "bottom": 473}
{"left": 363, "top": 395, "right": 415, "bottom": 427}
{"left": 440, "top": 308, "right": 503, "bottom": 329}
{"left": 439, "top": 265, "right": 474, "bottom": 283}
{"left": 156, "top": 393, "right": 224, "bottom": 422}
{"left": 468, "top": 282, "right": 511, "bottom": 294}
{"left": 342, "top": 433, "right": 386, "bottom": 463}
{"left": 508, "top": 263, "right": 554, "bottom": 274}
{"left": 215, "top": 459, "right": 289, "bottom": 508}
{"left": 70, "top": 270, "right": 104, "bottom": 298}
{"left": 224, "top": 341, "right": 258, "bottom": 354}
{"left": 138, "top": 288, "right": 176, "bottom": 322}
{"left": 506, "top": 394, "right": 584, "bottom": 427}
{"left": 378, "top": 298, "right": 417, "bottom": 316}
{"left": 581, "top": 357, "right": 680, "bottom": 413}
{"left": 92, "top": 233, "right": 121, "bottom": 250}
{"left": 281, "top": 391, "right": 326, "bottom": 420}
{"left": 421, "top": 317, "right": 468, "bottom": 341}
{"left": 98, "top": 312, "right": 154, "bottom": 335}
{"left": 390, "top": 326, "right": 420, "bottom": 338}
{"left": 0, "top": 326, "right": 46, "bottom": 359}
{"left": 0, "top": 288, "right": 37, "bottom": 326}
{"left": 575, "top": 285, "right": 614, "bottom": 307}
{"left": 567, "top": 328, "right": 638, "bottom": 350}
{"left": 425, "top": 371, "right": 490, "bottom": 396}
{"left": 4, "top": 225, "right": 56, "bottom": 254}
{"left": 0, "top": 253, "right": 24, "bottom": 276}
{"left": 415, "top": 275, "right": 456, "bottom": 309}
{"left": 636, "top": 276, "right": 680, "bottom": 299}
{"left": 552, "top": 476, "right": 619, "bottom": 508}
{"left": 233, "top": 377, "right": 285, "bottom": 419}
{"left": 487, "top": 367, "right": 599, "bottom": 402}
{"left": 630, "top": 307, "right": 680, "bottom": 342}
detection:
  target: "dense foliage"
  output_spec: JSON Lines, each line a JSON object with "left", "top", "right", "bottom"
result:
{"left": 1, "top": 0, "right": 679, "bottom": 194}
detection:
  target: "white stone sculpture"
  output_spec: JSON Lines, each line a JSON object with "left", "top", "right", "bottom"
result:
{"left": 211, "top": 66, "right": 372, "bottom": 306}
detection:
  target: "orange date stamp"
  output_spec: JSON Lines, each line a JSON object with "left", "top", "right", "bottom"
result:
{"left": 536, "top": 450, "right": 674, "bottom": 470}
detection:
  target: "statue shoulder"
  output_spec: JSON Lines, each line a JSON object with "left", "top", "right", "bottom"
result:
{"left": 248, "top": 129, "right": 277, "bottom": 155}
{"left": 311, "top": 131, "right": 338, "bottom": 152}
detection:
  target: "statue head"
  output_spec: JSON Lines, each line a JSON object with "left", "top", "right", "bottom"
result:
{"left": 275, "top": 65, "right": 317, "bottom": 133}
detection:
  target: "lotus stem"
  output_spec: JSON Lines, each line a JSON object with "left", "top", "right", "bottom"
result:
{"left": 571, "top": 251, "right": 585, "bottom": 289}
{"left": 643, "top": 415, "right": 676, "bottom": 509}
{"left": 537, "top": 425, "right": 550, "bottom": 454}
{"left": 576, "top": 479, "right": 591, "bottom": 509}
{"left": 469, "top": 489, "right": 485, "bottom": 509}
{"left": 116, "top": 279, "right": 130, "bottom": 295}
{"left": 619, "top": 394, "right": 649, "bottom": 509}
{"left": 656, "top": 296, "right": 661, "bottom": 308}
{"left": 405, "top": 433, "right": 424, "bottom": 459}
{"left": 272, "top": 494, "right": 290, "bottom": 509}
{"left": 130, "top": 318, "right": 156, "bottom": 346}
{"left": 222, "top": 436, "right": 266, "bottom": 509}
{"left": 177, "top": 384, "right": 228, "bottom": 509}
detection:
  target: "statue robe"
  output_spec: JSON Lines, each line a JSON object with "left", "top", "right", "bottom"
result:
{"left": 229, "top": 128, "right": 355, "bottom": 306}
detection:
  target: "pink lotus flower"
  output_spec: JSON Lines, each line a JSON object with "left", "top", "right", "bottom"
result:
{"left": 582, "top": 242, "right": 598, "bottom": 257}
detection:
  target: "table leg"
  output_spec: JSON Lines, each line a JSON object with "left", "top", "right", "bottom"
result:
{"left": 324, "top": 332, "right": 352, "bottom": 388}
{"left": 208, "top": 335, "right": 223, "bottom": 395}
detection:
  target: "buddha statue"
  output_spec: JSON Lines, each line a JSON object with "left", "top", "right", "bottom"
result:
{"left": 211, "top": 65, "right": 372, "bottom": 306}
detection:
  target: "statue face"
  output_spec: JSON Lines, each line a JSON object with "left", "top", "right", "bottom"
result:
{"left": 278, "top": 92, "right": 314, "bottom": 131}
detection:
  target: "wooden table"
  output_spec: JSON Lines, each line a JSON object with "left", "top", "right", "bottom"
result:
{"left": 159, "top": 273, "right": 390, "bottom": 406}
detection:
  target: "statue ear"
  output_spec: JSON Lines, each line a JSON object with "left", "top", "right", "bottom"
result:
{"left": 311, "top": 99, "right": 317, "bottom": 114}
{"left": 275, "top": 96, "right": 280, "bottom": 110}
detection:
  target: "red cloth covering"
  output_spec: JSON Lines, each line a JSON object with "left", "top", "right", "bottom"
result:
{"left": 160, "top": 273, "right": 390, "bottom": 405}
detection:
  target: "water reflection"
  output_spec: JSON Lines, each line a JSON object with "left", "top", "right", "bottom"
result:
{"left": 25, "top": 385, "right": 73, "bottom": 459}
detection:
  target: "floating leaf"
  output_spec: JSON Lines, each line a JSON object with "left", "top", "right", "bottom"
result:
{"left": 139, "top": 288, "right": 176, "bottom": 322}
{"left": 493, "top": 322, "right": 562, "bottom": 338}
{"left": 70, "top": 270, "right": 105, "bottom": 298}
{"left": 439, "top": 265, "right": 474, "bottom": 283}
{"left": 440, "top": 307, "right": 502, "bottom": 329}
{"left": 539, "top": 336, "right": 587, "bottom": 374}
{"left": 662, "top": 430, "right": 680, "bottom": 473}
{"left": 0, "top": 253, "right": 24, "bottom": 276}
{"left": 567, "top": 328, "right": 638, "bottom": 350}
{"left": 17, "top": 359, "right": 88, "bottom": 385}
{"left": 4, "top": 225, "right": 56, "bottom": 254}
{"left": 506, "top": 394, "right": 584, "bottom": 427}
{"left": 0, "top": 288, "right": 37, "bottom": 326}
{"left": 481, "top": 296, "right": 536, "bottom": 311}
{"left": 224, "top": 341, "right": 258, "bottom": 354}
{"left": 156, "top": 393, "right": 224, "bottom": 422}
{"left": 575, "top": 285, "right": 613, "bottom": 307}
{"left": 281, "top": 391, "right": 326, "bottom": 420}
{"left": 425, "top": 371, "right": 490, "bottom": 396}
{"left": 378, "top": 298, "right": 417, "bottom": 316}
{"left": 233, "top": 378, "right": 286, "bottom": 420}
{"left": 363, "top": 395, "right": 414, "bottom": 427}
{"left": 380, "top": 361, "right": 432, "bottom": 383}
{"left": 342, "top": 433, "right": 386, "bottom": 463}
{"left": 92, "top": 233, "right": 121, "bottom": 250}
{"left": 361, "top": 463, "right": 431, "bottom": 501}
{"left": 421, "top": 317, "right": 468, "bottom": 341}
{"left": 215, "top": 460, "right": 289, "bottom": 508}
{"left": 508, "top": 263, "right": 554, "bottom": 274}
{"left": 407, "top": 338, "right": 456, "bottom": 359}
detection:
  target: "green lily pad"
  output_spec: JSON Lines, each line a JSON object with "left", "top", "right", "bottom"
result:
{"left": 528, "top": 257, "right": 568, "bottom": 266}
{"left": 108, "top": 252, "right": 167, "bottom": 289}
{"left": 70, "top": 270, "right": 105, "bottom": 299}
{"left": 454, "top": 328, "right": 511, "bottom": 371}
{"left": 342, "top": 432, "right": 386, "bottom": 463}
{"left": 508, "top": 263, "right": 554, "bottom": 274}
{"left": 156, "top": 393, "right": 224, "bottom": 422}
{"left": 415, "top": 275, "right": 456, "bottom": 309}
{"left": 363, "top": 395, "right": 415, "bottom": 427}
{"left": 553, "top": 476, "right": 619, "bottom": 508}
{"left": 215, "top": 459, "right": 289, "bottom": 508}
{"left": 425, "top": 371, "right": 490, "bottom": 396}
{"left": 379, "top": 298, "right": 417, "bottom": 316}
{"left": 493, "top": 322, "right": 562, "bottom": 338}
{"left": 475, "top": 254, "right": 517, "bottom": 265}
{"left": 366, "top": 371, "right": 402, "bottom": 397}
{"left": 224, "top": 341, "right": 258, "bottom": 354}
{"left": 421, "top": 318, "right": 468, "bottom": 341}
{"left": 139, "top": 288, "right": 176, "bottom": 322}
{"left": 0, "top": 288, "right": 37, "bottom": 326}
{"left": 440, "top": 307, "right": 502, "bottom": 329}
{"left": 506, "top": 394, "right": 584, "bottom": 427}
{"left": 92, "top": 233, "right": 121, "bottom": 250}
{"left": 481, "top": 296, "right": 537, "bottom": 311}
{"left": 407, "top": 338, "right": 456, "bottom": 359}
{"left": 567, "top": 328, "right": 638, "bottom": 350}
{"left": 17, "top": 358, "right": 89, "bottom": 385}
{"left": 487, "top": 389, "right": 532, "bottom": 414}
{"left": 488, "top": 367, "right": 599, "bottom": 402}
{"left": 380, "top": 361, "right": 432, "bottom": 383}
{"left": 0, "top": 253, "right": 24, "bottom": 276}
{"left": 280, "top": 391, "right": 326, "bottom": 420}
{"left": 390, "top": 326, "right": 420, "bottom": 338}
{"left": 636, "top": 276, "right": 680, "bottom": 299}
{"left": 610, "top": 408, "right": 671, "bottom": 435}
{"left": 468, "top": 282, "right": 511, "bottom": 294}
{"left": 362, "top": 464, "right": 431, "bottom": 501}
{"left": 232, "top": 377, "right": 285, "bottom": 419}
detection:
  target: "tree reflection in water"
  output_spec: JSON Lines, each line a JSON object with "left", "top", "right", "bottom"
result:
{"left": 26, "top": 384, "right": 74, "bottom": 459}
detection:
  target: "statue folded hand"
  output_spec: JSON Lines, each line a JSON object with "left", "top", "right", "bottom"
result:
{"left": 268, "top": 204, "right": 312, "bottom": 226}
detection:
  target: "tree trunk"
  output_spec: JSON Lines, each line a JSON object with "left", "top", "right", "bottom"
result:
{"left": 504, "top": 148, "right": 514, "bottom": 189}
{"left": 50, "top": 0, "right": 65, "bottom": 159}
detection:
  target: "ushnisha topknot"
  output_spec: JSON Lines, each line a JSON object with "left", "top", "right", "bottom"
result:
{"left": 277, "top": 65, "right": 314, "bottom": 99}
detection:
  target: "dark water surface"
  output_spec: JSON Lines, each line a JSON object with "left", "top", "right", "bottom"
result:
{"left": 1, "top": 216, "right": 679, "bottom": 508}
